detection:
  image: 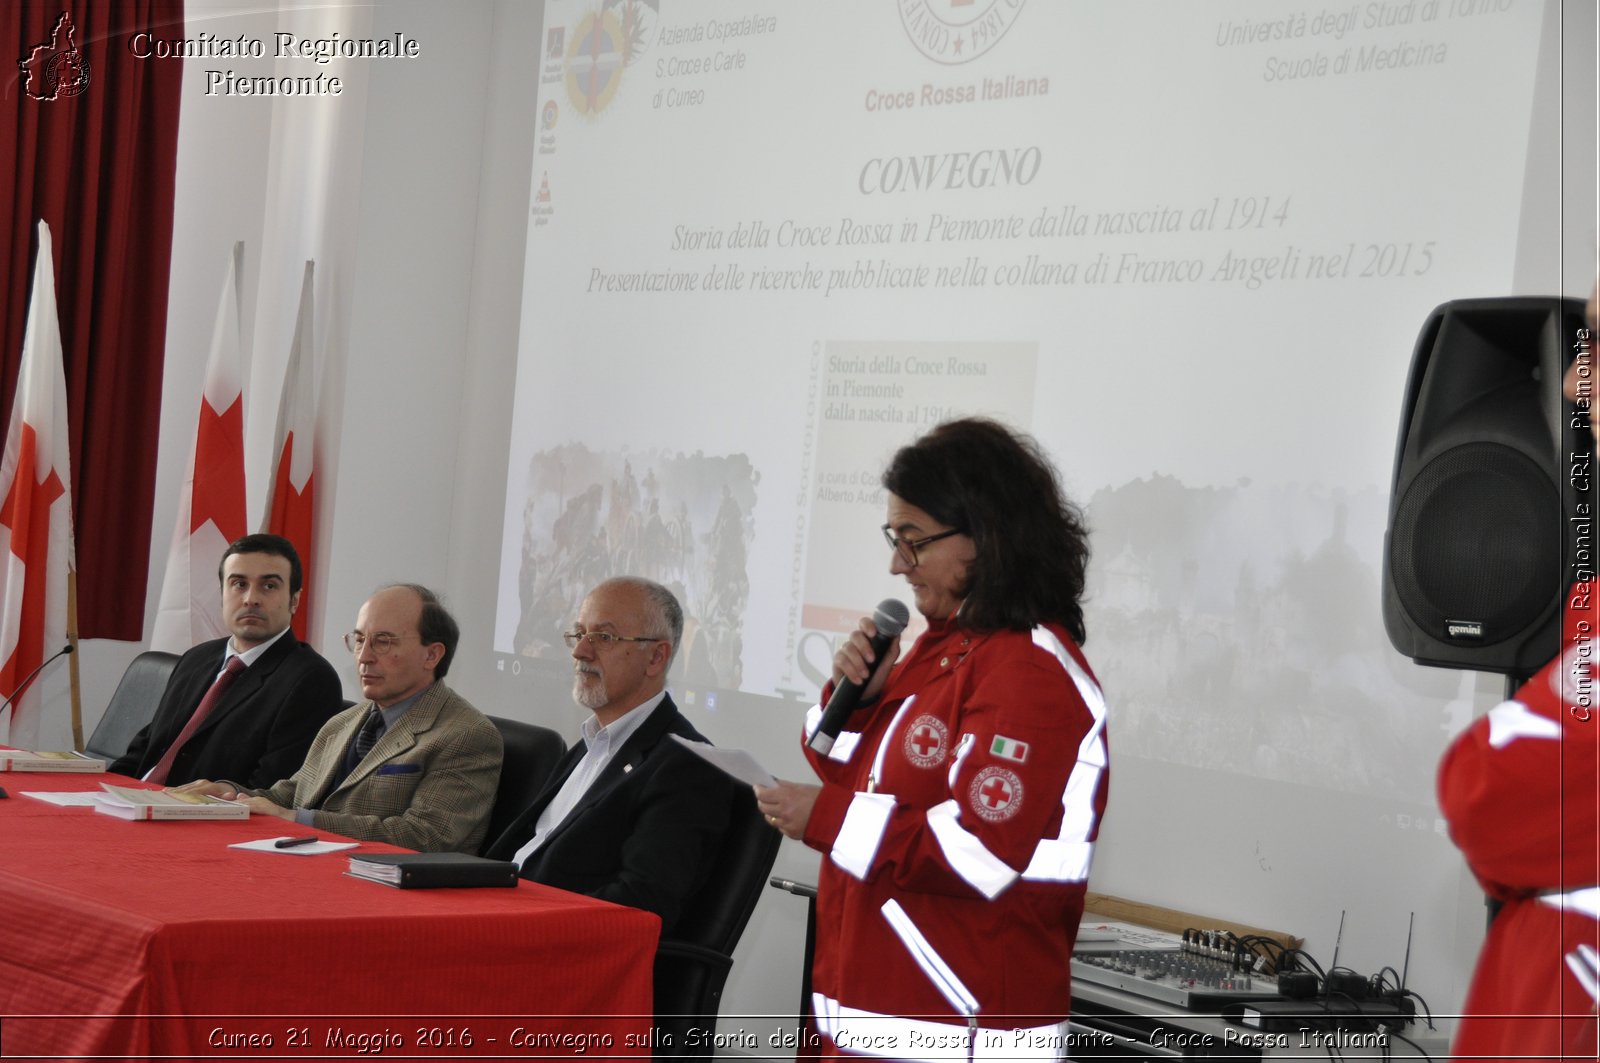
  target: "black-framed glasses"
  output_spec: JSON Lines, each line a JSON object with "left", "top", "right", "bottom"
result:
{"left": 881, "top": 524, "right": 963, "bottom": 566}
{"left": 562, "top": 631, "right": 665, "bottom": 650}
{"left": 343, "top": 632, "right": 420, "bottom": 656}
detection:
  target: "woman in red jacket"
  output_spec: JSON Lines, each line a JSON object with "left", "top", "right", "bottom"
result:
{"left": 758, "top": 418, "right": 1109, "bottom": 1061}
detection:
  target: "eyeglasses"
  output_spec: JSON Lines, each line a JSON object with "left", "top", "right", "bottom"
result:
{"left": 562, "top": 631, "right": 665, "bottom": 650}
{"left": 881, "top": 524, "right": 963, "bottom": 566}
{"left": 343, "top": 632, "right": 420, "bottom": 656}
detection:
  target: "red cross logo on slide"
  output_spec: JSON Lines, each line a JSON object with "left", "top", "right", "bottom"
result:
{"left": 969, "top": 766, "right": 1023, "bottom": 822}
{"left": 902, "top": 714, "right": 948, "bottom": 769}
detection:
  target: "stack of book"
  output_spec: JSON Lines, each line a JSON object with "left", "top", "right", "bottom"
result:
{"left": 0, "top": 750, "right": 105, "bottom": 772}
{"left": 93, "top": 784, "right": 248, "bottom": 821}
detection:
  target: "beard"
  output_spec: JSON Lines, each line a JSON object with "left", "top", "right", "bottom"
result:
{"left": 572, "top": 668, "right": 609, "bottom": 710}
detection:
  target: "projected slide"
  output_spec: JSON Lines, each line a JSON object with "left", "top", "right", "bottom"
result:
{"left": 497, "top": 0, "right": 1544, "bottom": 805}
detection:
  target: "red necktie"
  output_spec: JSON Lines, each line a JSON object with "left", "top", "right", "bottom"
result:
{"left": 146, "top": 656, "right": 247, "bottom": 785}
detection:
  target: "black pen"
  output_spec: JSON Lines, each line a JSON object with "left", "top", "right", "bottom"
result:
{"left": 273, "top": 835, "right": 319, "bottom": 849}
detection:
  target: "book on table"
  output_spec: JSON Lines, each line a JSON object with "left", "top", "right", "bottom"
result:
{"left": 92, "top": 783, "right": 249, "bottom": 820}
{"left": 0, "top": 750, "right": 105, "bottom": 772}
{"left": 346, "top": 852, "right": 519, "bottom": 889}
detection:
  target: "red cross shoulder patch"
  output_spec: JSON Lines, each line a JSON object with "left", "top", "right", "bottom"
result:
{"left": 969, "top": 766, "right": 1023, "bottom": 822}
{"left": 903, "top": 714, "right": 949, "bottom": 769}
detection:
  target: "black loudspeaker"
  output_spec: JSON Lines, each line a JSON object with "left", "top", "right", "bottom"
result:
{"left": 1383, "top": 297, "right": 1591, "bottom": 675}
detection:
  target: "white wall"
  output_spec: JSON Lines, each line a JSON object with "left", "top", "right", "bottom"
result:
{"left": 57, "top": 0, "right": 1596, "bottom": 1046}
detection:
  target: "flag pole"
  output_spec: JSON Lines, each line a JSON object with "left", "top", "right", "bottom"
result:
{"left": 67, "top": 568, "right": 82, "bottom": 750}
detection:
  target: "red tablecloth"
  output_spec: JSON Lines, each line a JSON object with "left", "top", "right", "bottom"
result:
{"left": 0, "top": 768, "right": 660, "bottom": 1061}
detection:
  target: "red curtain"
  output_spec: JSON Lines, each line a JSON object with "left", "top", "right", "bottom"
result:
{"left": 1, "top": 0, "right": 184, "bottom": 639}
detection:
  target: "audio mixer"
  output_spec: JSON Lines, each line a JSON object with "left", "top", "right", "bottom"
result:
{"left": 1072, "top": 946, "right": 1279, "bottom": 1010}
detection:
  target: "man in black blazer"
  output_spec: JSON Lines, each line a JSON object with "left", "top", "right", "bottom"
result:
{"left": 484, "top": 577, "right": 734, "bottom": 935}
{"left": 111, "top": 534, "right": 343, "bottom": 789}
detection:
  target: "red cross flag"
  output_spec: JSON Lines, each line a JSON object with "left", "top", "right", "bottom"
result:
{"left": 262, "top": 261, "right": 316, "bottom": 640}
{"left": 0, "top": 222, "right": 77, "bottom": 748}
{"left": 151, "top": 243, "right": 248, "bottom": 652}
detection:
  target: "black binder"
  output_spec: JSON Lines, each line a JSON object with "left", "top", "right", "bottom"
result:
{"left": 346, "top": 852, "right": 519, "bottom": 889}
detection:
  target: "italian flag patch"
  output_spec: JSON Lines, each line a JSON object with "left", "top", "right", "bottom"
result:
{"left": 990, "top": 735, "right": 1029, "bottom": 763}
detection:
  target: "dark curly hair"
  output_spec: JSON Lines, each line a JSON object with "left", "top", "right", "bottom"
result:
{"left": 882, "top": 417, "right": 1090, "bottom": 643}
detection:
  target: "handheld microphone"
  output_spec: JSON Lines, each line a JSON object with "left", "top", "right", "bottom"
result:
{"left": 809, "top": 600, "right": 909, "bottom": 755}
{"left": 0, "top": 644, "right": 73, "bottom": 723}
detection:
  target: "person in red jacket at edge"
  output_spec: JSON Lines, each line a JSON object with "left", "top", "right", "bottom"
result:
{"left": 757, "top": 418, "right": 1110, "bottom": 1061}
{"left": 1438, "top": 283, "right": 1600, "bottom": 1062}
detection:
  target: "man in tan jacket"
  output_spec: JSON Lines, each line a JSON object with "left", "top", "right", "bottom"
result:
{"left": 176, "top": 583, "right": 502, "bottom": 854}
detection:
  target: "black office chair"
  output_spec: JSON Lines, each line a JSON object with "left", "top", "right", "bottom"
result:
{"left": 482, "top": 715, "right": 567, "bottom": 854}
{"left": 83, "top": 650, "right": 179, "bottom": 763}
{"left": 653, "top": 789, "right": 782, "bottom": 1060}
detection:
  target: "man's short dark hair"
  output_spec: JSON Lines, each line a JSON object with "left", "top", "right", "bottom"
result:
{"left": 388, "top": 583, "right": 461, "bottom": 679}
{"left": 219, "top": 534, "right": 304, "bottom": 595}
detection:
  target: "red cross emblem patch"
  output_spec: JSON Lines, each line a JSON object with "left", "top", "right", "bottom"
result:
{"left": 902, "top": 714, "right": 949, "bottom": 769}
{"left": 969, "top": 766, "right": 1023, "bottom": 822}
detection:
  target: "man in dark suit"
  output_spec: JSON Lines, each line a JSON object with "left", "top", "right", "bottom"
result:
{"left": 111, "top": 534, "right": 343, "bottom": 789}
{"left": 484, "top": 577, "right": 734, "bottom": 934}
